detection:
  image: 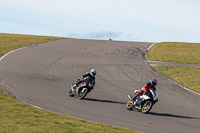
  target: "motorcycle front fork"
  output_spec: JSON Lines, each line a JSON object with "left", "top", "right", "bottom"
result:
{"left": 134, "top": 97, "right": 141, "bottom": 106}
{"left": 71, "top": 84, "right": 77, "bottom": 94}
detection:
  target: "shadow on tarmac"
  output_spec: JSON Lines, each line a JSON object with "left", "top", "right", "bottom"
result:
{"left": 149, "top": 112, "right": 200, "bottom": 120}
{"left": 83, "top": 98, "right": 126, "bottom": 104}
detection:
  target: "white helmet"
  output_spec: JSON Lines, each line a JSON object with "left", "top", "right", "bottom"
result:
{"left": 90, "top": 69, "right": 96, "bottom": 77}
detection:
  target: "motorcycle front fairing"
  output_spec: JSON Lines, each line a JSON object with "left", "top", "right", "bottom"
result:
{"left": 140, "top": 94, "right": 151, "bottom": 100}
{"left": 140, "top": 89, "right": 158, "bottom": 101}
{"left": 150, "top": 89, "right": 158, "bottom": 102}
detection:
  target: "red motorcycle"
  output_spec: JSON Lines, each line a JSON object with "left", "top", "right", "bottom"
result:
{"left": 127, "top": 88, "right": 158, "bottom": 113}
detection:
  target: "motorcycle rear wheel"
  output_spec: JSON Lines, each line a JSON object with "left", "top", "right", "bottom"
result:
{"left": 127, "top": 100, "right": 133, "bottom": 110}
{"left": 141, "top": 101, "right": 152, "bottom": 113}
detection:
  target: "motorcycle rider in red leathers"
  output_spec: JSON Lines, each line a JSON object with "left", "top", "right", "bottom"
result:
{"left": 134, "top": 78, "right": 158, "bottom": 107}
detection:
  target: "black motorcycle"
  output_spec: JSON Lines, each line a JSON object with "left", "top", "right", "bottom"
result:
{"left": 69, "top": 77, "right": 93, "bottom": 99}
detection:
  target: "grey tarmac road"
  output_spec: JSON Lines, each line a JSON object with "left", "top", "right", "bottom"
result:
{"left": 0, "top": 39, "right": 200, "bottom": 133}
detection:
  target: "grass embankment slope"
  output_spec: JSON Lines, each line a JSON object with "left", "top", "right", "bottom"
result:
{"left": 0, "top": 33, "right": 139, "bottom": 133}
{"left": 146, "top": 42, "right": 200, "bottom": 93}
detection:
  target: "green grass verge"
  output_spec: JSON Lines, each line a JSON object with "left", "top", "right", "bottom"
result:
{"left": 0, "top": 88, "right": 138, "bottom": 133}
{"left": 152, "top": 66, "right": 200, "bottom": 93}
{"left": 146, "top": 42, "right": 200, "bottom": 64}
{"left": 146, "top": 42, "right": 200, "bottom": 94}
{"left": 0, "top": 33, "right": 139, "bottom": 133}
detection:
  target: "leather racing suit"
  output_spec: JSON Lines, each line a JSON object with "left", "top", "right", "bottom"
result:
{"left": 134, "top": 82, "right": 156, "bottom": 106}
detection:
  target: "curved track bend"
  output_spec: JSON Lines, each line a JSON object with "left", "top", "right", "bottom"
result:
{"left": 0, "top": 39, "right": 200, "bottom": 133}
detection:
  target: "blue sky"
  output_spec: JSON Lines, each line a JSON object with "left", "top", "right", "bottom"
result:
{"left": 1, "top": 0, "right": 200, "bottom": 42}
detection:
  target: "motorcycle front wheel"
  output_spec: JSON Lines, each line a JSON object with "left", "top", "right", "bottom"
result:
{"left": 127, "top": 100, "right": 133, "bottom": 110}
{"left": 78, "top": 88, "right": 88, "bottom": 99}
{"left": 141, "top": 101, "right": 153, "bottom": 113}
{"left": 69, "top": 90, "right": 74, "bottom": 97}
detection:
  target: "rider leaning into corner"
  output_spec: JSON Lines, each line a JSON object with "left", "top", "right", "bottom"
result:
{"left": 73, "top": 69, "right": 96, "bottom": 94}
{"left": 134, "top": 78, "right": 158, "bottom": 106}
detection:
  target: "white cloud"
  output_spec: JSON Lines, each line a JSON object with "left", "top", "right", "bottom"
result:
{"left": 69, "top": 31, "right": 126, "bottom": 40}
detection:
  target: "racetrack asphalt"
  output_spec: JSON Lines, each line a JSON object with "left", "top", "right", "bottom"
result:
{"left": 0, "top": 39, "right": 200, "bottom": 133}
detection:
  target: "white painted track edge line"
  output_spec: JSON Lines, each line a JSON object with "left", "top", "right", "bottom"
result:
{"left": 0, "top": 47, "right": 25, "bottom": 61}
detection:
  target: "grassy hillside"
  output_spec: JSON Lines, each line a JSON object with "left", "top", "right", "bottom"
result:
{"left": 146, "top": 42, "right": 200, "bottom": 93}
{"left": 0, "top": 33, "right": 139, "bottom": 133}
{"left": 152, "top": 65, "right": 200, "bottom": 93}
{"left": 0, "top": 33, "right": 63, "bottom": 57}
{"left": 146, "top": 42, "right": 200, "bottom": 64}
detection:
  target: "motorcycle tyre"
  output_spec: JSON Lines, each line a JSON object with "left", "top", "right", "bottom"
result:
{"left": 141, "top": 101, "right": 153, "bottom": 114}
{"left": 69, "top": 90, "right": 74, "bottom": 97}
{"left": 78, "top": 88, "right": 88, "bottom": 99}
{"left": 127, "top": 100, "right": 133, "bottom": 110}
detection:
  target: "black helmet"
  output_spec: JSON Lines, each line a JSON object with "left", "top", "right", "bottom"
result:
{"left": 151, "top": 78, "right": 157, "bottom": 86}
